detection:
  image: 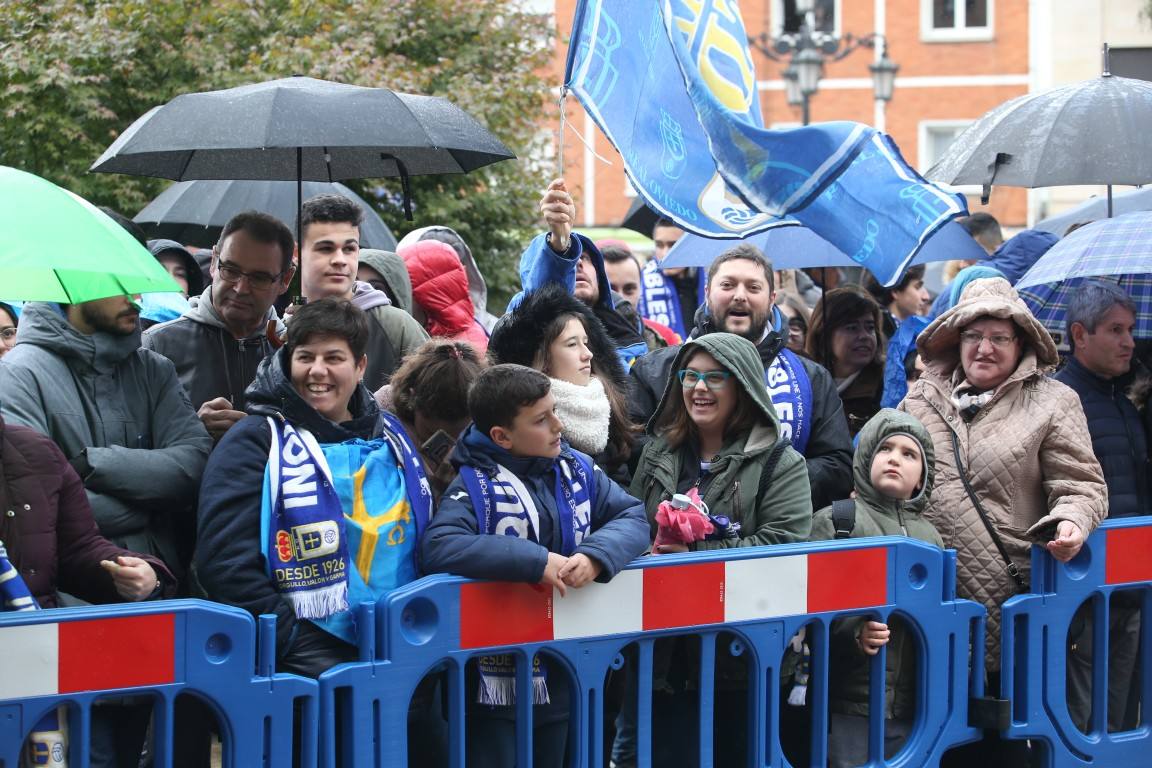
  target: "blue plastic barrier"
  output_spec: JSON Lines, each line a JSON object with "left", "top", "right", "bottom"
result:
{"left": 0, "top": 599, "right": 318, "bottom": 767}
{"left": 1001, "top": 518, "right": 1152, "bottom": 767}
{"left": 320, "top": 537, "right": 985, "bottom": 767}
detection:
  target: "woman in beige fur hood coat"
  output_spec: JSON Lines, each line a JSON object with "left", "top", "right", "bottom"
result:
{"left": 900, "top": 277, "right": 1106, "bottom": 675}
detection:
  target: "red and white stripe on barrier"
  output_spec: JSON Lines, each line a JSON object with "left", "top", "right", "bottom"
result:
{"left": 459, "top": 547, "right": 889, "bottom": 649}
{"left": 0, "top": 614, "right": 175, "bottom": 701}
{"left": 1106, "top": 526, "right": 1152, "bottom": 585}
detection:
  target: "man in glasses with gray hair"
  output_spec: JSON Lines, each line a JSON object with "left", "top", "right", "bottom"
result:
{"left": 144, "top": 211, "right": 296, "bottom": 441}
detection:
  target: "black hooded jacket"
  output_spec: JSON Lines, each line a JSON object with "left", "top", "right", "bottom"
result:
{"left": 195, "top": 347, "right": 386, "bottom": 671}
{"left": 628, "top": 309, "right": 853, "bottom": 510}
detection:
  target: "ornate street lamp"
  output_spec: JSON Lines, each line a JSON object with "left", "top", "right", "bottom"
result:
{"left": 750, "top": 10, "right": 899, "bottom": 125}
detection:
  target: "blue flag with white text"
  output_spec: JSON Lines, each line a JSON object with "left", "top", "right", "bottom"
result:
{"left": 565, "top": 0, "right": 967, "bottom": 285}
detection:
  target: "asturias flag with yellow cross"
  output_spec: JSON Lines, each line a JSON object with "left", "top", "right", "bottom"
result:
{"left": 315, "top": 437, "right": 418, "bottom": 643}
{"left": 565, "top": 0, "right": 966, "bottom": 285}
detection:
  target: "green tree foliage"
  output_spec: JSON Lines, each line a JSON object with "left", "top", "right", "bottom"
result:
{"left": 0, "top": 0, "right": 556, "bottom": 308}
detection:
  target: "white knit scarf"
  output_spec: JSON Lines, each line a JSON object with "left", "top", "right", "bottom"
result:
{"left": 549, "top": 376, "right": 611, "bottom": 455}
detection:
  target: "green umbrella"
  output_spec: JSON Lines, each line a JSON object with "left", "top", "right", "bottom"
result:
{"left": 0, "top": 166, "right": 181, "bottom": 303}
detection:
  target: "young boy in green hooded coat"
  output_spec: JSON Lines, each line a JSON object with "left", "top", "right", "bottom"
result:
{"left": 810, "top": 408, "right": 943, "bottom": 767}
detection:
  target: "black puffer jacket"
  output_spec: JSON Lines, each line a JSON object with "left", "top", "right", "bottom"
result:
{"left": 195, "top": 347, "right": 386, "bottom": 674}
{"left": 628, "top": 312, "right": 853, "bottom": 510}
{"left": 1054, "top": 356, "right": 1150, "bottom": 518}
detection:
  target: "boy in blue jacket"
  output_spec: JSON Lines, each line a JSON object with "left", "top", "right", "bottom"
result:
{"left": 422, "top": 363, "right": 649, "bottom": 767}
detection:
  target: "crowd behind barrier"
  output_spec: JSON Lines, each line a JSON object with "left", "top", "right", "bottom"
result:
{"left": 1, "top": 523, "right": 1149, "bottom": 767}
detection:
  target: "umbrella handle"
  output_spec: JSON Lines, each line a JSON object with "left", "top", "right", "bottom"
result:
{"left": 381, "top": 153, "right": 413, "bottom": 221}
{"left": 982, "top": 152, "right": 1012, "bottom": 205}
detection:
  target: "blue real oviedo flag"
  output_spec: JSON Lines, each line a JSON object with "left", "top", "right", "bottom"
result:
{"left": 565, "top": 0, "right": 967, "bottom": 285}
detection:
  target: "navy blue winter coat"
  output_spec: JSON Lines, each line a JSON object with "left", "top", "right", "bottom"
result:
{"left": 1054, "top": 356, "right": 1150, "bottom": 518}
{"left": 195, "top": 346, "right": 388, "bottom": 665}
{"left": 421, "top": 426, "right": 649, "bottom": 583}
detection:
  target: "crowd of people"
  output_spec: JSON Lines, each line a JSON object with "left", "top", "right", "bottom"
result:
{"left": 1, "top": 178, "right": 1147, "bottom": 768}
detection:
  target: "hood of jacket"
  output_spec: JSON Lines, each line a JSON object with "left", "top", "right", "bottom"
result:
{"left": 148, "top": 239, "right": 205, "bottom": 297}
{"left": 650, "top": 332, "right": 782, "bottom": 451}
{"left": 350, "top": 280, "right": 393, "bottom": 312}
{"left": 916, "top": 277, "right": 1058, "bottom": 383}
{"left": 488, "top": 282, "right": 629, "bottom": 391}
{"left": 852, "top": 408, "right": 935, "bottom": 516}
{"left": 359, "top": 249, "right": 413, "bottom": 315}
{"left": 984, "top": 229, "right": 1058, "bottom": 285}
{"left": 399, "top": 240, "right": 477, "bottom": 338}
{"left": 183, "top": 285, "right": 285, "bottom": 339}
{"left": 16, "top": 301, "right": 142, "bottom": 374}
{"left": 244, "top": 345, "right": 383, "bottom": 442}
{"left": 398, "top": 225, "right": 489, "bottom": 317}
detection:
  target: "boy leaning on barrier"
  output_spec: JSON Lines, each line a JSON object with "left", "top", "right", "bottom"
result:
{"left": 809, "top": 409, "right": 943, "bottom": 768}
{"left": 421, "top": 363, "right": 649, "bottom": 768}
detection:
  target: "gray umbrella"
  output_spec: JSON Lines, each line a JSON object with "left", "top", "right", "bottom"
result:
{"left": 1034, "top": 186, "right": 1152, "bottom": 236}
{"left": 927, "top": 62, "right": 1152, "bottom": 209}
{"left": 134, "top": 179, "right": 397, "bottom": 250}
{"left": 90, "top": 75, "right": 515, "bottom": 227}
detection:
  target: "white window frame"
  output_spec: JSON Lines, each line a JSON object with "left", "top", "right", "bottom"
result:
{"left": 920, "top": 0, "right": 994, "bottom": 43}
{"left": 918, "top": 119, "right": 981, "bottom": 195}
{"left": 770, "top": 0, "right": 842, "bottom": 39}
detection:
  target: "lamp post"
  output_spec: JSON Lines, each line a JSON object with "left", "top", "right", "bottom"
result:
{"left": 749, "top": 6, "right": 899, "bottom": 126}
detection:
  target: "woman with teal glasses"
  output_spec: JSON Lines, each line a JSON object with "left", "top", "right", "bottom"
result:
{"left": 631, "top": 331, "right": 813, "bottom": 552}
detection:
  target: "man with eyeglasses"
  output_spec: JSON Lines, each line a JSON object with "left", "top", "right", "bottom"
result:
{"left": 144, "top": 211, "right": 296, "bottom": 441}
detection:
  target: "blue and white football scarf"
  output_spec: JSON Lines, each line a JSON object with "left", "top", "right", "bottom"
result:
{"left": 0, "top": 540, "right": 35, "bottom": 612}
{"left": 262, "top": 415, "right": 435, "bottom": 645}
{"left": 2, "top": 541, "right": 68, "bottom": 765}
{"left": 459, "top": 452, "right": 595, "bottom": 705}
{"left": 764, "top": 348, "right": 813, "bottom": 454}
{"left": 638, "top": 260, "right": 704, "bottom": 341}
{"left": 261, "top": 419, "right": 350, "bottom": 622}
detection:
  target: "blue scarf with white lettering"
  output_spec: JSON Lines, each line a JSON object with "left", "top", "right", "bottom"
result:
{"left": 0, "top": 541, "right": 35, "bottom": 612}
{"left": 763, "top": 348, "right": 813, "bottom": 454}
{"left": 460, "top": 454, "right": 594, "bottom": 555}
{"left": 261, "top": 419, "right": 351, "bottom": 621}
{"left": 2, "top": 541, "right": 70, "bottom": 759}
{"left": 639, "top": 260, "right": 704, "bottom": 341}
{"left": 458, "top": 450, "right": 594, "bottom": 706}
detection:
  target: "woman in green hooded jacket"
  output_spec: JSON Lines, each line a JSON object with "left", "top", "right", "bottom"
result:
{"left": 810, "top": 408, "right": 943, "bottom": 767}
{"left": 630, "top": 332, "right": 813, "bottom": 550}
{"left": 619, "top": 333, "right": 812, "bottom": 767}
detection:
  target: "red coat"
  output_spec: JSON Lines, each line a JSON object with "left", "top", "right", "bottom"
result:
{"left": 400, "top": 240, "right": 489, "bottom": 353}
{"left": 0, "top": 415, "right": 172, "bottom": 608}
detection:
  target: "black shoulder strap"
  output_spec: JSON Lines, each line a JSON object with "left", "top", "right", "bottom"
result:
{"left": 830, "top": 499, "right": 856, "bottom": 539}
{"left": 756, "top": 441, "right": 789, "bottom": 500}
{"left": 951, "top": 431, "right": 1026, "bottom": 590}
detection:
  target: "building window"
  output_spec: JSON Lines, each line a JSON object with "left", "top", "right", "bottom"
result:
{"left": 773, "top": 0, "right": 839, "bottom": 37}
{"left": 921, "top": 0, "right": 993, "bottom": 42}
{"left": 918, "top": 120, "right": 980, "bottom": 194}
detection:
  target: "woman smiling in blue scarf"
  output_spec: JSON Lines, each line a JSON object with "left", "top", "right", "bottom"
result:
{"left": 196, "top": 299, "right": 432, "bottom": 677}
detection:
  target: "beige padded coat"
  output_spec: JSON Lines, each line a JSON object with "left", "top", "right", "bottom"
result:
{"left": 900, "top": 278, "right": 1106, "bottom": 672}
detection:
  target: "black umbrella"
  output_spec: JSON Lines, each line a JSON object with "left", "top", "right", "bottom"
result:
{"left": 134, "top": 179, "right": 397, "bottom": 250}
{"left": 621, "top": 197, "right": 659, "bottom": 236}
{"left": 90, "top": 75, "right": 516, "bottom": 260}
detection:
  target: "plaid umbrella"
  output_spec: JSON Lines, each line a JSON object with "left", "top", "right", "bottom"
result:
{"left": 1016, "top": 211, "right": 1152, "bottom": 344}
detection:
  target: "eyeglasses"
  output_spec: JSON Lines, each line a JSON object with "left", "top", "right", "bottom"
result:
{"left": 959, "top": 331, "right": 1017, "bottom": 348}
{"left": 217, "top": 260, "right": 284, "bottom": 290}
{"left": 678, "top": 368, "right": 732, "bottom": 389}
{"left": 0, "top": 327, "right": 15, "bottom": 342}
